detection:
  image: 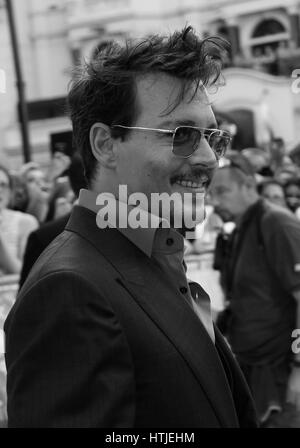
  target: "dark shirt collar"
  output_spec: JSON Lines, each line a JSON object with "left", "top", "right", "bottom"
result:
{"left": 78, "top": 188, "right": 185, "bottom": 258}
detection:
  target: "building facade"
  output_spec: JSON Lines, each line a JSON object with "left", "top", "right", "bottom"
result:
{"left": 1, "top": 0, "right": 300, "bottom": 168}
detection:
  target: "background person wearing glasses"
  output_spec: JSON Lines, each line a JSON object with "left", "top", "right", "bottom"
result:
{"left": 210, "top": 153, "right": 300, "bottom": 427}
{"left": 5, "top": 27, "right": 257, "bottom": 428}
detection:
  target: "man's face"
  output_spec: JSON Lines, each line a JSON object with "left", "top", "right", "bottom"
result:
{"left": 25, "top": 169, "right": 50, "bottom": 200}
{"left": 285, "top": 184, "right": 300, "bottom": 211}
{"left": 114, "top": 73, "right": 218, "bottom": 227}
{"left": 209, "top": 168, "right": 250, "bottom": 222}
{"left": 261, "top": 183, "right": 286, "bottom": 208}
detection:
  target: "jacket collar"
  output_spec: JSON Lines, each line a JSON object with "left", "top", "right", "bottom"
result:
{"left": 78, "top": 188, "right": 170, "bottom": 257}
{"left": 65, "top": 205, "right": 240, "bottom": 427}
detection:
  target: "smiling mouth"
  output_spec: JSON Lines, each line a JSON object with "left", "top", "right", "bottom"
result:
{"left": 171, "top": 175, "right": 209, "bottom": 190}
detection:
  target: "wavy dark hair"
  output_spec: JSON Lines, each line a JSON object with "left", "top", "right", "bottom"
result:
{"left": 67, "top": 26, "right": 230, "bottom": 185}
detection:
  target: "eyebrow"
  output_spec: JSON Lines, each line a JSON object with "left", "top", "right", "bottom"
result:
{"left": 157, "top": 119, "right": 218, "bottom": 129}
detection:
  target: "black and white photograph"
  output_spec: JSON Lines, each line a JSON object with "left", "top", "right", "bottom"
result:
{"left": 0, "top": 0, "right": 300, "bottom": 433}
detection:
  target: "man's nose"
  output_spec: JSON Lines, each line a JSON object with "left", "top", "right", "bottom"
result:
{"left": 188, "top": 135, "right": 218, "bottom": 170}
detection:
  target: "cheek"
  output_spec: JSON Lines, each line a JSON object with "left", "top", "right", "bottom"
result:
{"left": 144, "top": 160, "right": 168, "bottom": 178}
{"left": 137, "top": 157, "right": 171, "bottom": 184}
{"left": 118, "top": 158, "right": 155, "bottom": 194}
{"left": 224, "top": 194, "right": 238, "bottom": 210}
{"left": 119, "top": 143, "right": 172, "bottom": 192}
{"left": 136, "top": 167, "right": 168, "bottom": 196}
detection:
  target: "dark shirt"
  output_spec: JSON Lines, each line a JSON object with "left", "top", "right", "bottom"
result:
{"left": 219, "top": 199, "right": 300, "bottom": 422}
{"left": 222, "top": 199, "right": 300, "bottom": 359}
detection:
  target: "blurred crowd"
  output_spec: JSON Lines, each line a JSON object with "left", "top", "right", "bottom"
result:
{"left": 0, "top": 150, "right": 86, "bottom": 278}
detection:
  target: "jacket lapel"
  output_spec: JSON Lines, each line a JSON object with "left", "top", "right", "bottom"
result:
{"left": 66, "top": 206, "right": 239, "bottom": 427}
{"left": 118, "top": 272, "right": 239, "bottom": 427}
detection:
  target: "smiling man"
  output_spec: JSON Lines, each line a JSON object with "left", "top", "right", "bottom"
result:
{"left": 4, "top": 27, "right": 257, "bottom": 428}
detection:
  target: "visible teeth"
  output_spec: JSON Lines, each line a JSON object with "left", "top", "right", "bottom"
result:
{"left": 175, "top": 180, "right": 203, "bottom": 188}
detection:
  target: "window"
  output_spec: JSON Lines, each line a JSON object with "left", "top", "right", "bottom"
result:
{"left": 252, "top": 19, "right": 286, "bottom": 38}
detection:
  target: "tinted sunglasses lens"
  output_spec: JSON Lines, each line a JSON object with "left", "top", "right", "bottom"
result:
{"left": 208, "top": 131, "right": 230, "bottom": 159}
{"left": 173, "top": 127, "right": 201, "bottom": 157}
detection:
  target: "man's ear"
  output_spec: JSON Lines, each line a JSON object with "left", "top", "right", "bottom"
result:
{"left": 89, "top": 123, "right": 117, "bottom": 169}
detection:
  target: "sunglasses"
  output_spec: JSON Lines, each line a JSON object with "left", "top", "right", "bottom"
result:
{"left": 111, "top": 125, "right": 231, "bottom": 159}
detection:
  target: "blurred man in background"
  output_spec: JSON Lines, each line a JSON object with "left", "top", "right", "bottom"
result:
{"left": 257, "top": 179, "right": 287, "bottom": 209}
{"left": 284, "top": 178, "right": 300, "bottom": 215}
{"left": 210, "top": 153, "right": 300, "bottom": 427}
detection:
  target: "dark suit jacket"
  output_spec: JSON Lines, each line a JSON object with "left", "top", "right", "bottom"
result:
{"left": 19, "top": 214, "right": 71, "bottom": 288}
{"left": 5, "top": 205, "right": 257, "bottom": 428}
